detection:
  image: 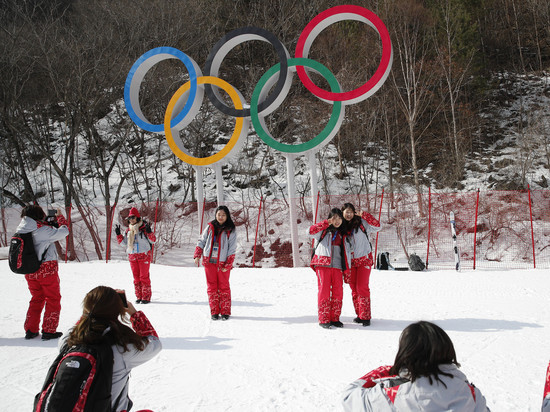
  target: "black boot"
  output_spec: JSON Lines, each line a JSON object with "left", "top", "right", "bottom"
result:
{"left": 211, "top": 314, "right": 220, "bottom": 320}
{"left": 331, "top": 321, "right": 344, "bottom": 328}
{"left": 319, "top": 323, "right": 332, "bottom": 329}
{"left": 221, "top": 315, "right": 230, "bottom": 321}
{"left": 25, "top": 330, "right": 39, "bottom": 340}
{"left": 42, "top": 331, "right": 63, "bottom": 341}
{"left": 354, "top": 317, "right": 371, "bottom": 326}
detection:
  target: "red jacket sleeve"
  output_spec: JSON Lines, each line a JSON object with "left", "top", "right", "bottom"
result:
{"left": 193, "top": 246, "right": 203, "bottom": 259}
{"left": 309, "top": 219, "right": 330, "bottom": 235}
{"left": 130, "top": 311, "right": 158, "bottom": 338}
{"left": 220, "top": 254, "right": 235, "bottom": 271}
{"left": 139, "top": 224, "right": 156, "bottom": 242}
{"left": 359, "top": 365, "right": 394, "bottom": 388}
{"left": 56, "top": 215, "right": 69, "bottom": 228}
{"left": 361, "top": 211, "right": 380, "bottom": 228}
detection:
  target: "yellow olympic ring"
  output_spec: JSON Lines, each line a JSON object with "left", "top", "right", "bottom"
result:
{"left": 164, "top": 76, "right": 248, "bottom": 166}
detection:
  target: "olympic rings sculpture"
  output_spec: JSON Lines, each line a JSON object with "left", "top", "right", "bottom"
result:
{"left": 124, "top": 4, "right": 392, "bottom": 166}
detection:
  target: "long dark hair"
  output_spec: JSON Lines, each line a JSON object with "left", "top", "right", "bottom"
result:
{"left": 21, "top": 204, "right": 45, "bottom": 221}
{"left": 67, "top": 286, "right": 146, "bottom": 352}
{"left": 211, "top": 205, "right": 235, "bottom": 232}
{"left": 390, "top": 321, "right": 460, "bottom": 386}
{"left": 341, "top": 202, "right": 362, "bottom": 232}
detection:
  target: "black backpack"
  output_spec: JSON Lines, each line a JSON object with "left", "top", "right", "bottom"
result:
{"left": 34, "top": 340, "right": 114, "bottom": 412}
{"left": 8, "top": 231, "right": 46, "bottom": 274}
{"left": 408, "top": 253, "right": 426, "bottom": 271}
{"left": 377, "top": 252, "right": 390, "bottom": 270}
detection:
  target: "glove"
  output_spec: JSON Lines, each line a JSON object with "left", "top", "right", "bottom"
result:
{"left": 145, "top": 222, "right": 152, "bottom": 233}
{"left": 115, "top": 224, "right": 121, "bottom": 236}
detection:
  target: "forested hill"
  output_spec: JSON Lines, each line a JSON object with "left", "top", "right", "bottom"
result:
{"left": 1, "top": 0, "right": 549, "bottom": 209}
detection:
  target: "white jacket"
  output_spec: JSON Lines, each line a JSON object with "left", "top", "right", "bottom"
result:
{"left": 342, "top": 364, "right": 490, "bottom": 412}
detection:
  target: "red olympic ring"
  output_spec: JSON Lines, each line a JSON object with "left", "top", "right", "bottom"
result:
{"left": 295, "top": 5, "right": 392, "bottom": 104}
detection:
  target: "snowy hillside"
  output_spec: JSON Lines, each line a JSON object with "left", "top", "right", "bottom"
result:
{"left": 462, "top": 72, "right": 550, "bottom": 192}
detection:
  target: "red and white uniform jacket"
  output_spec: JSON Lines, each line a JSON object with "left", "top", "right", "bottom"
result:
{"left": 194, "top": 222, "right": 237, "bottom": 271}
{"left": 117, "top": 224, "right": 156, "bottom": 262}
{"left": 308, "top": 219, "right": 351, "bottom": 273}
{"left": 347, "top": 211, "right": 381, "bottom": 268}
{"left": 342, "top": 364, "right": 490, "bottom": 412}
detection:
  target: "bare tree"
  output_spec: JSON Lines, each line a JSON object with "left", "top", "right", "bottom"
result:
{"left": 430, "top": 0, "right": 477, "bottom": 178}
{"left": 390, "top": 0, "right": 441, "bottom": 214}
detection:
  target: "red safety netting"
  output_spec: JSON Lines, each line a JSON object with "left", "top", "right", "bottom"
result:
{"left": 1, "top": 189, "right": 548, "bottom": 270}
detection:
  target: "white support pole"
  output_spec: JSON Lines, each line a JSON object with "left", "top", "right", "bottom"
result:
{"left": 308, "top": 151, "right": 319, "bottom": 220}
{"left": 195, "top": 166, "right": 204, "bottom": 233}
{"left": 215, "top": 163, "right": 224, "bottom": 205}
{"left": 285, "top": 154, "right": 299, "bottom": 267}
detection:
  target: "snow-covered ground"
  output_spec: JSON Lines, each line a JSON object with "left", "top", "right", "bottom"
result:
{"left": 1, "top": 260, "right": 548, "bottom": 411}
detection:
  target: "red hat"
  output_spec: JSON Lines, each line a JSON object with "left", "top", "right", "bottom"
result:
{"left": 128, "top": 207, "right": 140, "bottom": 218}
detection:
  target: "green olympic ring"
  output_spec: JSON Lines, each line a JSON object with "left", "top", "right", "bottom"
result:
{"left": 250, "top": 57, "right": 344, "bottom": 154}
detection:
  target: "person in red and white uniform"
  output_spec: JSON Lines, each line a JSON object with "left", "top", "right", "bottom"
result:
{"left": 16, "top": 204, "right": 69, "bottom": 340}
{"left": 342, "top": 321, "right": 490, "bottom": 411}
{"left": 115, "top": 207, "right": 156, "bottom": 304}
{"left": 341, "top": 202, "right": 381, "bottom": 326}
{"left": 308, "top": 208, "right": 351, "bottom": 329}
{"left": 194, "top": 206, "right": 237, "bottom": 320}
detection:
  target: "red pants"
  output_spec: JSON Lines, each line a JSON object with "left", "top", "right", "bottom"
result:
{"left": 349, "top": 265, "right": 372, "bottom": 320}
{"left": 24, "top": 261, "right": 61, "bottom": 333}
{"left": 204, "top": 262, "right": 231, "bottom": 315}
{"left": 130, "top": 257, "right": 152, "bottom": 301}
{"left": 316, "top": 267, "right": 343, "bottom": 323}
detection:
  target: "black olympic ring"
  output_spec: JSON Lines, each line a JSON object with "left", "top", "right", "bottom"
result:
{"left": 203, "top": 27, "right": 292, "bottom": 118}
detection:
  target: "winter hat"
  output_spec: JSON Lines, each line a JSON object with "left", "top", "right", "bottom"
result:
{"left": 128, "top": 207, "right": 140, "bottom": 218}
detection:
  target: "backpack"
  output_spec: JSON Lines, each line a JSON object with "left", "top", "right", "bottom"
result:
{"left": 34, "top": 340, "right": 114, "bottom": 412}
{"left": 8, "top": 231, "right": 46, "bottom": 274}
{"left": 377, "top": 252, "right": 390, "bottom": 270}
{"left": 408, "top": 253, "right": 426, "bottom": 271}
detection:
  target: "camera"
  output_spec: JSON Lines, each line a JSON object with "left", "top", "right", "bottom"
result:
{"left": 46, "top": 209, "right": 59, "bottom": 227}
{"left": 117, "top": 290, "right": 128, "bottom": 308}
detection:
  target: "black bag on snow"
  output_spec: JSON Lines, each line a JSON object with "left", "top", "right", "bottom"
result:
{"left": 377, "top": 252, "right": 390, "bottom": 270}
{"left": 408, "top": 253, "right": 426, "bottom": 271}
{"left": 8, "top": 231, "right": 45, "bottom": 274}
{"left": 33, "top": 340, "right": 114, "bottom": 412}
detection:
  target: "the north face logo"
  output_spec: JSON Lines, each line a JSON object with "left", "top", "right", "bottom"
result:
{"left": 66, "top": 360, "right": 80, "bottom": 368}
